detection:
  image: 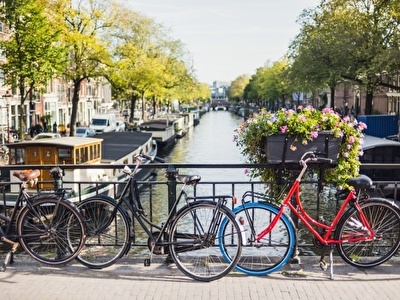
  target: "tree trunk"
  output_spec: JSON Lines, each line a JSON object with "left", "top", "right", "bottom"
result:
{"left": 365, "top": 88, "right": 374, "bottom": 115}
{"left": 69, "top": 79, "right": 82, "bottom": 137}
{"left": 330, "top": 86, "right": 335, "bottom": 109}
{"left": 129, "top": 94, "right": 138, "bottom": 122}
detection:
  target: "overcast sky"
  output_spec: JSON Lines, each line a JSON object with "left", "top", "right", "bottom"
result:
{"left": 124, "top": 1, "right": 321, "bottom": 85}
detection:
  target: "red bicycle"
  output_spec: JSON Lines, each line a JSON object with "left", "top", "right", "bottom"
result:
{"left": 219, "top": 151, "right": 400, "bottom": 279}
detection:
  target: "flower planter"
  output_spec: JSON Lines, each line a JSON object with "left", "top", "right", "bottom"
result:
{"left": 264, "top": 132, "right": 342, "bottom": 164}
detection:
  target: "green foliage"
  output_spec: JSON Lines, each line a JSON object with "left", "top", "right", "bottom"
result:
{"left": 235, "top": 106, "right": 367, "bottom": 191}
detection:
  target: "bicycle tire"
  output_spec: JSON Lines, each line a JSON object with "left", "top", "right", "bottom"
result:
{"left": 335, "top": 198, "right": 400, "bottom": 268}
{"left": 168, "top": 201, "right": 242, "bottom": 282}
{"left": 76, "top": 196, "right": 131, "bottom": 269}
{"left": 17, "top": 197, "right": 86, "bottom": 265}
{"left": 219, "top": 201, "right": 296, "bottom": 276}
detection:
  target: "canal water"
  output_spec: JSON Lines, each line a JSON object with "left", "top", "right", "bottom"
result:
{"left": 155, "top": 110, "right": 261, "bottom": 204}
{"left": 161, "top": 110, "right": 248, "bottom": 178}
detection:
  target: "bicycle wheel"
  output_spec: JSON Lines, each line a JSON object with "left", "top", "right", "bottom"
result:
{"left": 17, "top": 197, "right": 86, "bottom": 265}
{"left": 168, "top": 201, "right": 242, "bottom": 282}
{"left": 335, "top": 198, "right": 400, "bottom": 267}
{"left": 76, "top": 196, "right": 131, "bottom": 269}
{"left": 219, "top": 201, "right": 296, "bottom": 276}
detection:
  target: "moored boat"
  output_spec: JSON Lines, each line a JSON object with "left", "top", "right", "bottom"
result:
{"left": 5, "top": 131, "right": 157, "bottom": 203}
{"left": 139, "top": 119, "right": 177, "bottom": 152}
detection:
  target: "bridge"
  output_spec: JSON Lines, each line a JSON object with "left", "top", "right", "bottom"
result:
{"left": 210, "top": 99, "right": 230, "bottom": 110}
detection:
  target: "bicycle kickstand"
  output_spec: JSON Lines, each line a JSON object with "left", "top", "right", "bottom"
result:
{"left": 318, "top": 245, "right": 335, "bottom": 280}
{"left": 0, "top": 237, "right": 19, "bottom": 272}
{"left": 328, "top": 245, "right": 334, "bottom": 280}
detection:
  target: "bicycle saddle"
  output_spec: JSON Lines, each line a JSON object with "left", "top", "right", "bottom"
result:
{"left": 175, "top": 174, "right": 201, "bottom": 185}
{"left": 345, "top": 174, "right": 372, "bottom": 190}
{"left": 13, "top": 169, "right": 41, "bottom": 182}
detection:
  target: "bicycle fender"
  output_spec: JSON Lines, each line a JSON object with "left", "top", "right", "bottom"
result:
{"left": 361, "top": 197, "right": 400, "bottom": 210}
{"left": 338, "top": 197, "right": 400, "bottom": 228}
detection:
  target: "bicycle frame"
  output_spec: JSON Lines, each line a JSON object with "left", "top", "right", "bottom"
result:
{"left": 103, "top": 158, "right": 234, "bottom": 251}
{"left": 121, "top": 176, "right": 233, "bottom": 249}
{"left": 256, "top": 162, "right": 375, "bottom": 246}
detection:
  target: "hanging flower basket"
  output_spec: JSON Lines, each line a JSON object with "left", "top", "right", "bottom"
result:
{"left": 234, "top": 106, "right": 367, "bottom": 190}
{"left": 264, "top": 131, "right": 342, "bottom": 164}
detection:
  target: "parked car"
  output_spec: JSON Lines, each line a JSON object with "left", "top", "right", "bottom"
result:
{"left": 115, "top": 121, "right": 126, "bottom": 132}
{"left": 32, "top": 133, "right": 62, "bottom": 140}
{"left": 75, "top": 127, "right": 96, "bottom": 137}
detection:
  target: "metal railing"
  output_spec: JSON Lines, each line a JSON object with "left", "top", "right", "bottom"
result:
{"left": 1, "top": 163, "right": 400, "bottom": 251}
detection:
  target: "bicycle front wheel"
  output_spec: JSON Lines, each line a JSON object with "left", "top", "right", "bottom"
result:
{"left": 76, "top": 196, "right": 131, "bottom": 269}
{"left": 220, "top": 201, "right": 296, "bottom": 276}
{"left": 169, "top": 201, "right": 242, "bottom": 282}
{"left": 17, "top": 197, "right": 86, "bottom": 265}
{"left": 335, "top": 198, "right": 400, "bottom": 268}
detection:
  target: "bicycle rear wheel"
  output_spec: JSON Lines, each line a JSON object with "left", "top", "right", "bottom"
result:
{"left": 335, "top": 198, "right": 400, "bottom": 267}
{"left": 168, "top": 201, "right": 242, "bottom": 282}
{"left": 76, "top": 196, "right": 131, "bottom": 269}
{"left": 219, "top": 201, "right": 296, "bottom": 276}
{"left": 17, "top": 197, "right": 86, "bottom": 265}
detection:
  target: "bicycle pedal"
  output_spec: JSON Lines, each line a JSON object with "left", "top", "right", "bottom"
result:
{"left": 144, "top": 258, "right": 151, "bottom": 266}
{"left": 319, "top": 259, "right": 328, "bottom": 271}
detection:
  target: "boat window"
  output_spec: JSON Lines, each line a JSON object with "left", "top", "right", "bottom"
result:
{"left": 94, "top": 144, "right": 100, "bottom": 159}
{"left": 10, "top": 148, "right": 25, "bottom": 164}
{"left": 58, "top": 148, "right": 72, "bottom": 164}
{"left": 58, "top": 148, "right": 71, "bottom": 158}
{"left": 89, "top": 145, "right": 94, "bottom": 161}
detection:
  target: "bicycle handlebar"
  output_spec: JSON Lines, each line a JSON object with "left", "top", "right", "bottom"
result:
{"left": 300, "top": 151, "right": 333, "bottom": 165}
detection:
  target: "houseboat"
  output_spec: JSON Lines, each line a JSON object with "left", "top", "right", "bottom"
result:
{"left": 360, "top": 135, "right": 400, "bottom": 199}
{"left": 139, "top": 118, "right": 177, "bottom": 152}
{"left": 5, "top": 131, "right": 157, "bottom": 200}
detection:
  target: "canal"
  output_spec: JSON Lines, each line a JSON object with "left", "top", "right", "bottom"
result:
{"left": 161, "top": 110, "right": 248, "bottom": 180}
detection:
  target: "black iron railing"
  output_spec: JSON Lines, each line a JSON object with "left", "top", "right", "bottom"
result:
{"left": 1, "top": 163, "right": 400, "bottom": 250}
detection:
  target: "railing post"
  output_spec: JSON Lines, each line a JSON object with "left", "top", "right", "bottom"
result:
{"left": 165, "top": 165, "right": 178, "bottom": 214}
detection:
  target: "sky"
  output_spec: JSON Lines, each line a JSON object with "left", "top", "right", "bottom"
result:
{"left": 125, "top": 1, "right": 321, "bottom": 85}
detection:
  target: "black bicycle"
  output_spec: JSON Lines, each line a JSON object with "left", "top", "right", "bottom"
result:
{"left": 0, "top": 169, "right": 87, "bottom": 271}
{"left": 76, "top": 153, "right": 242, "bottom": 282}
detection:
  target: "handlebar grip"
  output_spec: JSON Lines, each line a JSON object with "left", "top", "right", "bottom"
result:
{"left": 315, "top": 157, "right": 333, "bottom": 164}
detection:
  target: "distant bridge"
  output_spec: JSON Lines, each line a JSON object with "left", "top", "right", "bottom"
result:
{"left": 210, "top": 99, "right": 230, "bottom": 111}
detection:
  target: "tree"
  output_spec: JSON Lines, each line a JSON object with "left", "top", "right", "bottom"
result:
{"left": 228, "top": 75, "right": 250, "bottom": 102}
{"left": 289, "top": 0, "right": 400, "bottom": 114}
{"left": 105, "top": 3, "right": 196, "bottom": 119}
{"left": 0, "top": 0, "right": 66, "bottom": 138}
{"left": 52, "top": 0, "right": 115, "bottom": 136}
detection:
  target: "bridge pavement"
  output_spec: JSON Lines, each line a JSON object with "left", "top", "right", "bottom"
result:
{"left": 0, "top": 253, "right": 399, "bottom": 300}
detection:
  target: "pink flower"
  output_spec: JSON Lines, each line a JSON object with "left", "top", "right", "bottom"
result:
{"left": 298, "top": 116, "right": 307, "bottom": 122}
{"left": 348, "top": 136, "right": 355, "bottom": 144}
{"left": 343, "top": 116, "right": 350, "bottom": 122}
{"left": 290, "top": 145, "right": 297, "bottom": 151}
{"left": 310, "top": 131, "right": 318, "bottom": 139}
{"left": 244, "top": 169, "right": 249, "bottom": 175}
{"left": 358, "top": 121, "right": 367, "bottom": 130}
{"left": 280, "top": 125, "right": 287, "bottom": 133}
